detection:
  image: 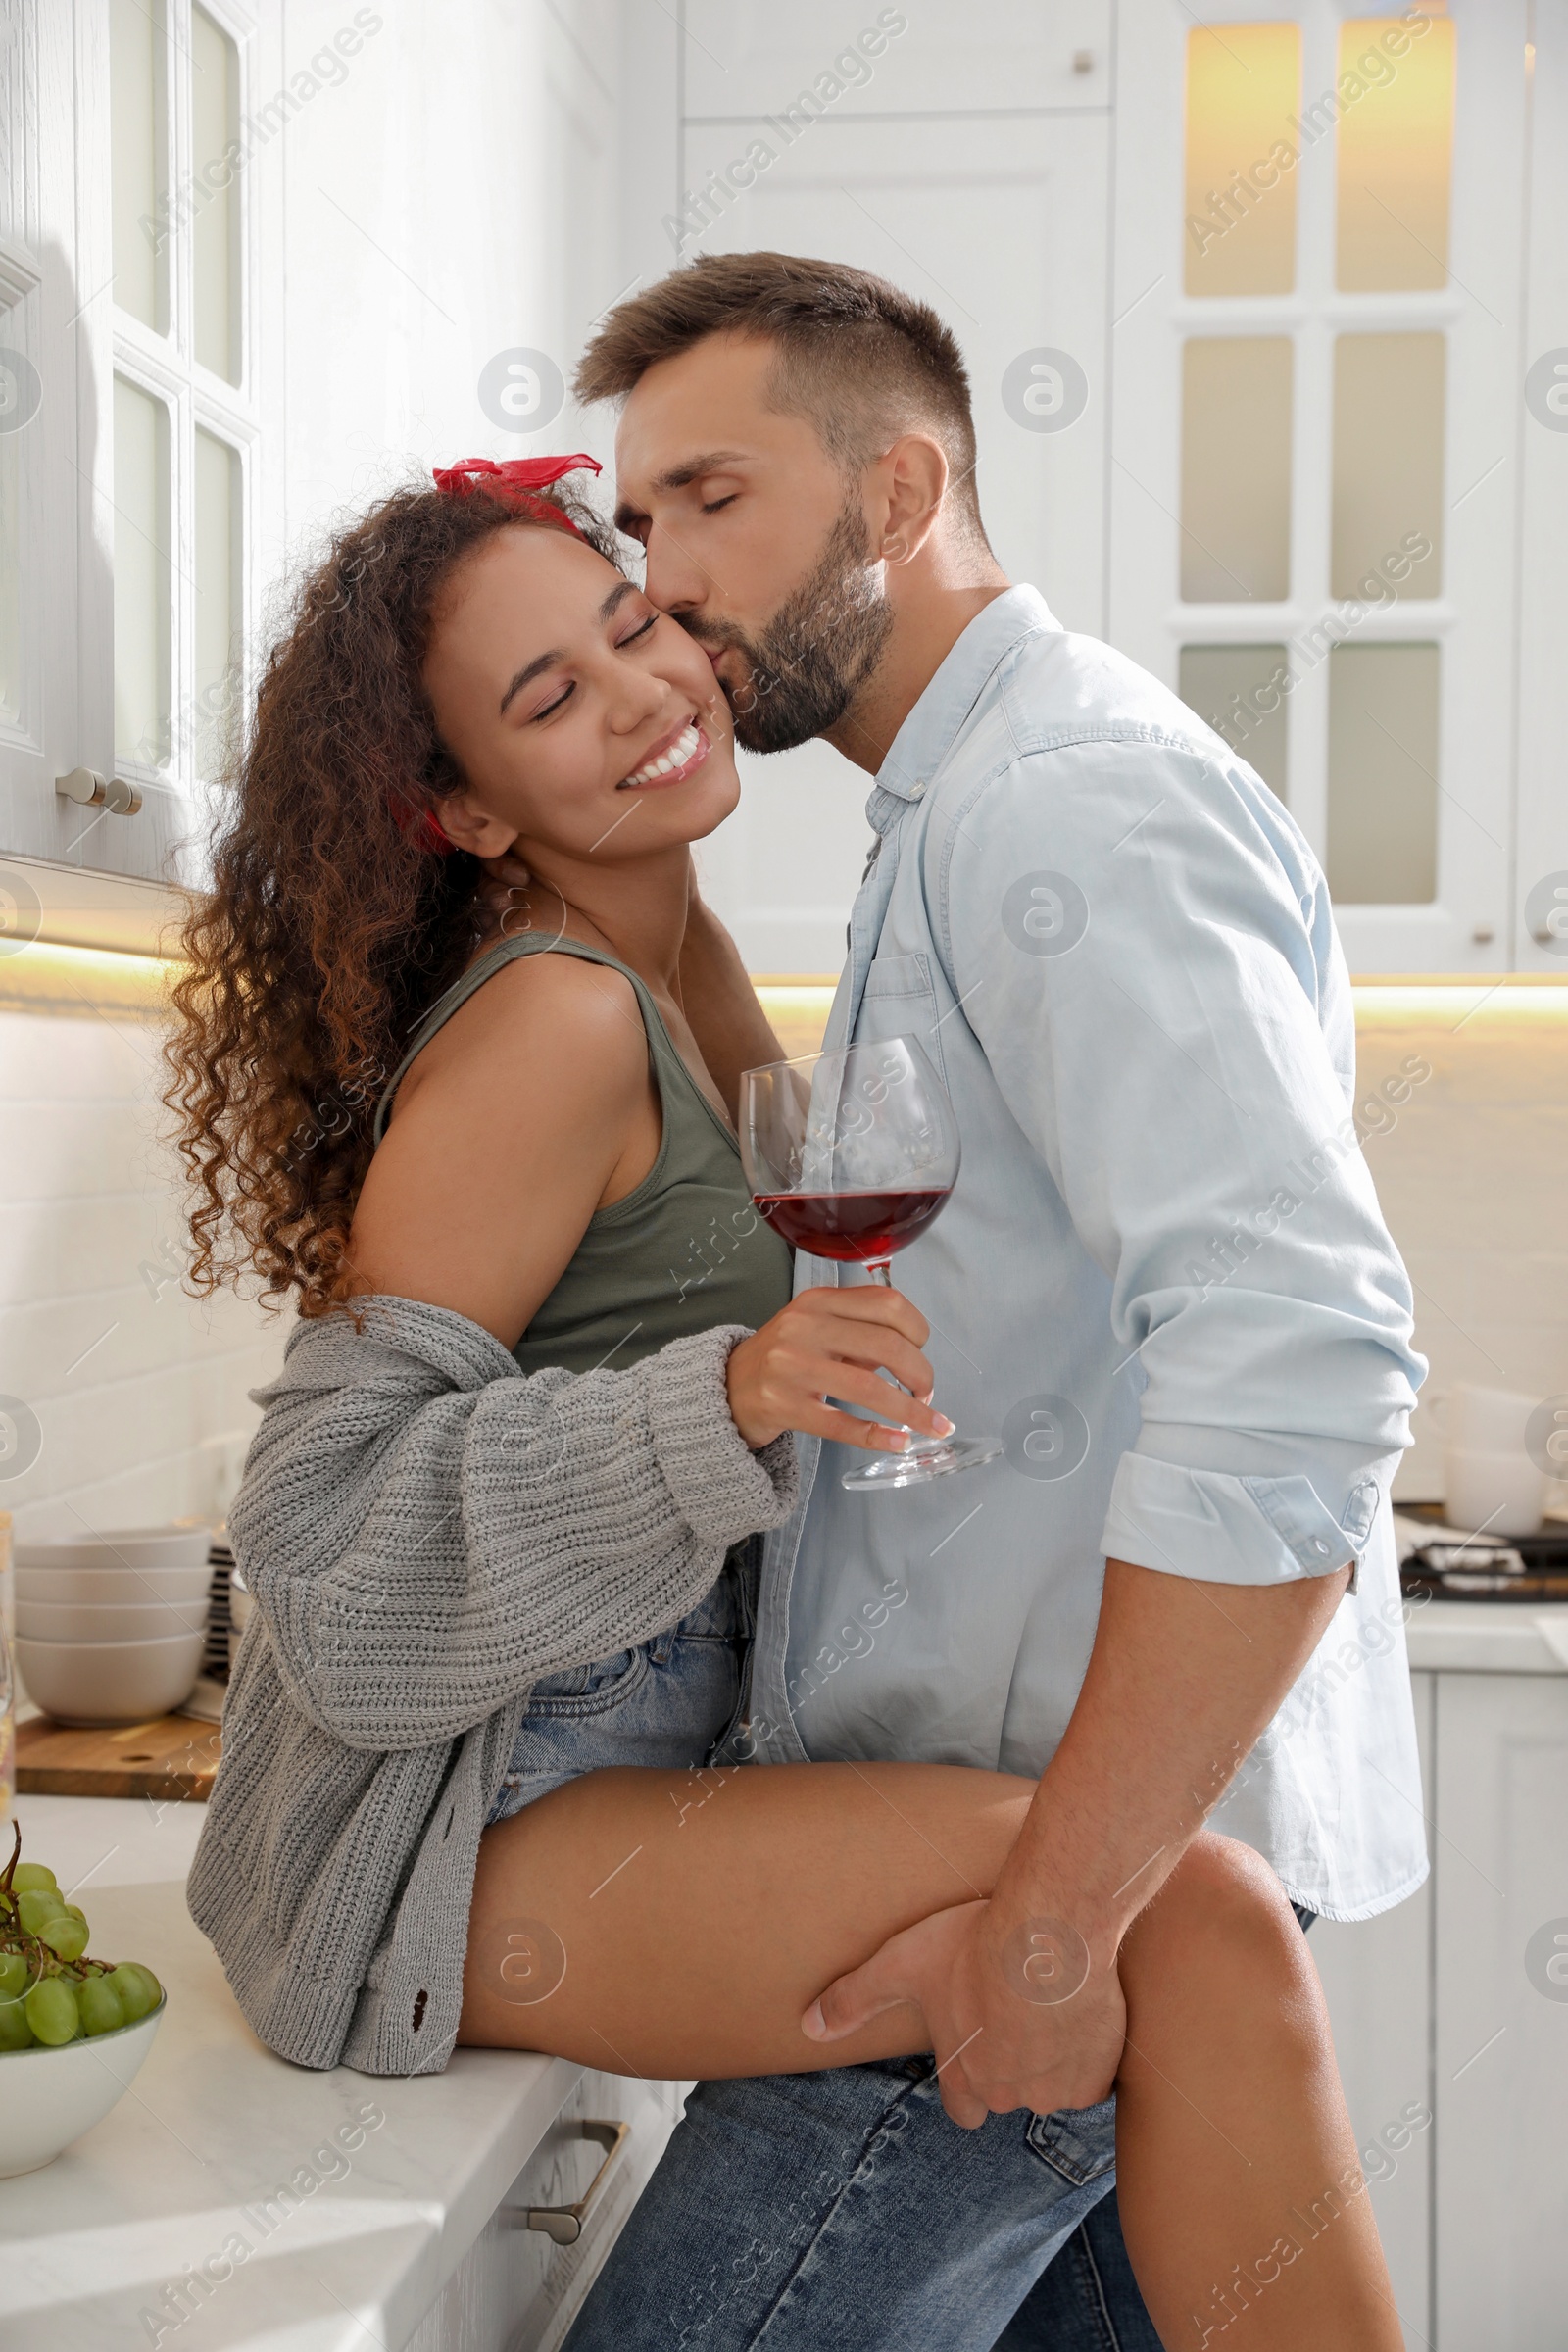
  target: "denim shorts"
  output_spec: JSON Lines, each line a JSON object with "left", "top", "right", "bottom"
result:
{"left": 485, "top": 1547, "right": 756, "bottom": 1828}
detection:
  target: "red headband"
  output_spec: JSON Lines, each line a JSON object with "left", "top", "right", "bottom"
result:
{"left": 430, "top": 452, "right": 603, "bottom": 537}
{"left": 401, "top": 455, "right": 605, "bottom": 855}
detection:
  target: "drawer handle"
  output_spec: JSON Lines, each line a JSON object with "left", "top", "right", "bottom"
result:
{"left": 514, "top": 2118, "right": 629, "bottom": 2245}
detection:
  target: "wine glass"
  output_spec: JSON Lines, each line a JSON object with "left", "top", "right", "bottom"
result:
{"left": 740, "top": 1036, "right": 1002, "bottom": 1491}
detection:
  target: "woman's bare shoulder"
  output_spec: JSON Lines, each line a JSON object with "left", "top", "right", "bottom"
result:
{"left": 400, "top": 949, "right": 648, "bottom": 1118}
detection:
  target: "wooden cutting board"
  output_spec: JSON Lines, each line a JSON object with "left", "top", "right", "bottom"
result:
{"left": 15, "top": 1712, "right": 221, "bottom": 1800}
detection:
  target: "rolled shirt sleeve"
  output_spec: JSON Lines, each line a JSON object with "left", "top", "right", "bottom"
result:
{"left": 940, "top": 735, "right": 1427, "bottom": 1586}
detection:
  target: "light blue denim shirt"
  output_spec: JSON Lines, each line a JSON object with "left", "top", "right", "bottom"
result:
{"left": 748, "top": 587, "right": 1430, "bottom": 1922}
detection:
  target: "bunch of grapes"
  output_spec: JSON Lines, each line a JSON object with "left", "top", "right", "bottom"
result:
{"left": 0, "top": 1825, "right": 163, "bottom": 2051}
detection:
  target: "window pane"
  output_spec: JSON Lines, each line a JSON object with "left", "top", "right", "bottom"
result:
{"left": 110, "top": 0, "right": 166, "bottom": 331}
{"left": 1331, "top": 332, "right": 1445, "bottom": 601}
{"left": 1184, "top": 24, "right": 1301, "bottom": 296}
{"left": 1336, "top": 17, "right": 1455, "bottom": 291}
{"left": 191, "top": 6, "right": 241, "bottom": 382}
{"left": 113, "top": 377, "right": 171, "bottom": 767}
{"left": 1178, "top": 645, "right": 1289, "bottom": 801}
{"left": 1327, "top": 642, "right": 1439, "bottom": 905}
{"left": 1180, "top": 338, "right": 1293, "bottom": 603}
{"left": 194, "top": 429, "right": 241, "bottom": 777}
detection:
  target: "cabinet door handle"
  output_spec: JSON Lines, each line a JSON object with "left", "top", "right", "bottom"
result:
{"left": 509, "top": 2118, "right": 629, "bottom": 2245}
{"left": 55, "top": 768, "right": 144, "bottom": 815}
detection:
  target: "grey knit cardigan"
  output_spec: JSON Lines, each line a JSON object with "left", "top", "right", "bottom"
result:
{"left": 186, "top": 1296, "right": 798, "bottom": 2077}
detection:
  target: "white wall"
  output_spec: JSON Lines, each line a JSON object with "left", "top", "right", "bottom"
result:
{"left": 258, "top": 0, "right": 625, "bottom": 608}
{"left": 0, "top": 992, "right": 279, "bottom": 1541}
{"left": 1358, "top": 994, "right": 1568, "bottom": 1507}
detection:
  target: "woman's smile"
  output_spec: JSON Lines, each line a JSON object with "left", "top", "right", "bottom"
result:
{"left": 617, "top": 713, "right": 711, "bottom": 791}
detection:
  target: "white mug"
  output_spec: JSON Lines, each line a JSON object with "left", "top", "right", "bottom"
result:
{"left": 1441, "top": 1384, "right": 1538, "bottom": 1452}
{"left": 1444, "top": 1445, "right": 1547, "bottom": 1538}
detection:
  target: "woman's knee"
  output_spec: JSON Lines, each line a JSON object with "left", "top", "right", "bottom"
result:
{"left": 1125, "top": 1833, "right": 1315, "bottom": 2018}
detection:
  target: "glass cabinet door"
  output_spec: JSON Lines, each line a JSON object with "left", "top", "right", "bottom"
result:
{"left": 1111, "top": 0, "right": 1526, "bottom": 974}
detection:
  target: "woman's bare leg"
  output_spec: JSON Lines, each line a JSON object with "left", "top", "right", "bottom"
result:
{"left": 1115, "top": 1835, "right": 1403, "bottom": 2350}
{"left": 461, "top": 1767, "right": 1401, "bottom": 2348}
{"left": 460, "top": 1760, "right": 1030, "bottom": 2074}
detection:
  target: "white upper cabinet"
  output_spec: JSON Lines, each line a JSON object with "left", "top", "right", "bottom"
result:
{"left": 0, "top": 0, "right": 256, "bottom": 894}
{"left": 679, "top": 2, "right": 1112, "bottom": 119}
{"left": 663, "top": 14, "right": 1113, "bottom": 973}
{"left": 1514, "top": 0, "right": 1568, "bottom": 977}
{"left": 1110, "top": 0, "right": 1532, "bottom": 975}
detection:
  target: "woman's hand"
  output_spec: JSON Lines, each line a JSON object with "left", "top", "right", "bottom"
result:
{"left": 726, "top": 1286, "right": 956, "bottom": 1454}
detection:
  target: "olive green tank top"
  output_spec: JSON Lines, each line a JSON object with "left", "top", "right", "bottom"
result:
{"left": 373, "top": 935, "right": 793, "bottom": 1376}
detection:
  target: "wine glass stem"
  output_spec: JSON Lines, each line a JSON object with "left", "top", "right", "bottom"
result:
{"left": 867, "top": 1261, "right": 894, "bottom": 1288}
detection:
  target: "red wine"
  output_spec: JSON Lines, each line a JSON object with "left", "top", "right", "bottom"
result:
{"left": 753, "top": 1187, "right": 952, "bottom": 1262}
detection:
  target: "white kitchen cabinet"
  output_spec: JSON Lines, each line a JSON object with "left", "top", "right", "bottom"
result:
{"left": 1310, "top": 1614, "right": 1568, "bottom": 2350}
{"left": 1109, "top": 0, "right": 1531, "bottom": 978}
{"left": 0, "top": 0, "right": 262, "bottom": 900}
{"left": 656, "top": 20, "right": 1114, "bottom": 975}
{"left": 1513, "top": 0, "right": 1568, "bottom": 977}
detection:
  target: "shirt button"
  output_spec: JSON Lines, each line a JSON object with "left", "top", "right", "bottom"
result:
{"left": 1312, "top": 1539, "right": 1331, "bottom": 1556}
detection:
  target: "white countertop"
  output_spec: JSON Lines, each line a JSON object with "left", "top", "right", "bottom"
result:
{"left": 1402, "top": 1597, "right": 1568, "bottom": 1674}
{"left": 4, "top": 1591, "right": 1562, "bottom": 2345}
{"left": 0, "top": 1798, "right": 600, "bottom": 2352}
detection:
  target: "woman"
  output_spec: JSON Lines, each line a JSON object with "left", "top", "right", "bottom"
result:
{"left": 172, "top": 457, "right": 1400, "bottom": 2349}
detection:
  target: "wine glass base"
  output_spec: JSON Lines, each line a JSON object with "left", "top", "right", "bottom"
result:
{"left": 840, "top": 1433, "right": 1004, "bottom": 1492}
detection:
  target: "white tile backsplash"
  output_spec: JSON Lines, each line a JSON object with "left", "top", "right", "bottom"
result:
{"left": 3, "top": 991, "right": 1562, "bottom": 1544}
{"left": 0, "top": 1006, "right": 287, "bottom": 1541}
{"left": 1354, "top": 1003, "right": 1568, "bottom": 1504}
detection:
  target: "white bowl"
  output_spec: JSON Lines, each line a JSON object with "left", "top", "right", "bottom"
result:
{"left": 16, "top": 1565, "right": 214, "bottom": 1607}
{"left": 1444, "top": 1445, "right": 1547, "bottom": 1539}
{"left": 0, "top": 1999, "right": 166, "bottom": 2178}
{"left": 16, "top": 1597, "right": 211, "bottom": 1644}
{"left": 15, "top": 1631, "right": 206, "bottom": 1726}
{"left": 15, "top": 1526, "right": 213, "bottom": 1574}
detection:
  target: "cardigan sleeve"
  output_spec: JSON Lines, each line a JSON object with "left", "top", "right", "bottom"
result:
{"left": 231, "top": 1296, "right": 797, "bottom": 1750}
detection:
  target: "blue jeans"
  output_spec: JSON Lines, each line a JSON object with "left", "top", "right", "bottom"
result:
{"left": 484, "top": 1551, "right": 753, "bottom": 1826}
{"left": 565, "top": 2061, "right": 1121, "bottom": 2352}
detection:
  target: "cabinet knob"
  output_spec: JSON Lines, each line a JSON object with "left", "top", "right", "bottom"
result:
{"left": 55, "top": 768, "right": 144, "bottom": 815}
{"left": 1470, "top": 922, "right": 1495, "bottom": 945}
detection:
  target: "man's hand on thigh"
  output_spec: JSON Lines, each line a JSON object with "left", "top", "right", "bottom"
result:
{"left": 803, "top": 1898, "right": 1125, "bottom": 2128}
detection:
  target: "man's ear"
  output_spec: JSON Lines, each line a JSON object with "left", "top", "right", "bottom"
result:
{"left": 431, "top": 788, "right": 520, "bottom": 859}
{"left": 874, "top": 433, "right": 951, "bottom": 565}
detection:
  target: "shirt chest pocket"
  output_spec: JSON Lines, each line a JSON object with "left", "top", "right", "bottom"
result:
{"left": 857, "top": 953, "right": 949, "bottom": 1089}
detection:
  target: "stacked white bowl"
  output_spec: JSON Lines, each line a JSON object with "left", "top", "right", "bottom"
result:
{"left": 14, "top": 1527, "right": 212, "bottom": 1727}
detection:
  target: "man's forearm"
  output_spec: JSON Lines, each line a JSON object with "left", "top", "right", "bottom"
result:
{"left": 995, "top": 1557, "right": 1350, "bottom": 1952}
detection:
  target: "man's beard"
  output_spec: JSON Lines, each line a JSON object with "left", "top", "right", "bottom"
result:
{"left": 689, "top": 499, "right": 894, "bottom": 755}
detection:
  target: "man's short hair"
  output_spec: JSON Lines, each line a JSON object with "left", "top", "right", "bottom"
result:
{"left": 575, "top": 251, "right": 986, "bottom": 540}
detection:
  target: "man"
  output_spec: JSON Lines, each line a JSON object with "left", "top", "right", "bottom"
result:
{"left": 564, "top": 253, "right": 1427, "bottom": 2351}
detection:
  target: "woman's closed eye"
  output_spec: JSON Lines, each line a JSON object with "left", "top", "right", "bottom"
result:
{"left": 528, "top": 609, "right": 660, "bottom": 720}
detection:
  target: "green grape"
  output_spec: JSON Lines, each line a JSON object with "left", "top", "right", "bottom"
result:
{"left": 24, "top": 1978, "right": 78, "bottom": 2046}
{"left": 37, "top": 1915, "right": 89, "bottom": 1964}
{"left": 0, "top": 1995, "right": 35, "bottom": 2051}
{"left": 17, "top": 1888, "right": 67, "bottom": 1936}
{"left": 0, "top": 1952, "right": 28, "bottom": 2003}
{"left": 12, "top": 1863, "right": 59, "bottom": 1894}
{"left": 62, "top": 1905, "right": 87, "bottom": 1927}
{"left": 108, "top": 1963, "right": 161, "bottom": 2023}
{"left": 77, "top": 1976, "right": 125, "bottom": 2037}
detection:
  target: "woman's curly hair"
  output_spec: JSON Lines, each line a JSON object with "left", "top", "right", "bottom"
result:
{"left": 164, "top": 476, "right": 620, "bottom": 1318}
